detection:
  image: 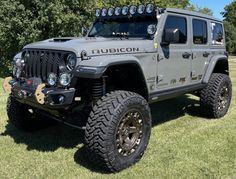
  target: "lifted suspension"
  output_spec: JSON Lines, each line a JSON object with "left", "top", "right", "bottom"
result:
{"left": 92, "top": 76, "right": 106, "bottom": 105}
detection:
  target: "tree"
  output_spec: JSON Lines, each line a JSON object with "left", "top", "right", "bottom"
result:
{"left": 185, "top": 4, "right": 213, "bottom": 16}
{"left": 222, "top": 1, "right": 236, "bottom": 54}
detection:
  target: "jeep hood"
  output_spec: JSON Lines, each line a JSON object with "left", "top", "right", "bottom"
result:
{"left": 24, "top": 37, "right": 156, "bottom": 57}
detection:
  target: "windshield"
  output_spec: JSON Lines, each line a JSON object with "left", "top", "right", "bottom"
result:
{"left": 88, "top": 18, "right": 157, "bottom": 39}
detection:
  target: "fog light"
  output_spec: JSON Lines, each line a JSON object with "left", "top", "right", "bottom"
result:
{"left": 59, "top": 73, "right": 71, "bottom": 86}
{"left": 58, "top": 95, "right": 65, "bottom": 104}
{"left": 47, "top": 73, "right": 57, "bottom": 86}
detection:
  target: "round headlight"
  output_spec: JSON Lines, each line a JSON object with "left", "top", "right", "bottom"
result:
{"left": 101, "top": 8, "right": 107, "bottom": 17}
{"left": 59, "top": 73, "right": 71, "bottom": 86}
{"left": 122, "top": 6, "right": 129, "bottom": 15}
{"left": 108, "top": 8, "right": 114, "bottom": 16}
{"left": 95, "top": 9, "right": 101, "bottom": 17}
{"left": 138, "top": 4, "right": 145, "bottom": 14}
{"left": 66, "top": 53, "right": 76, "bottom": 70}
{"left": 47, "top": 73, "right": 57, "bottom": 86}
{"left": 115, "top": 7, "right": 121, "bottom": 16}
{"left": 129, "top": 5, "right": 137, "bottom": 15}
{"left": 146, "top": 4, "right": 154, "bottom": 13}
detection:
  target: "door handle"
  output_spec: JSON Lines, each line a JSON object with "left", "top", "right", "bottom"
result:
{"left": 182, "top": 52, "right": 192, "bottom": 59}
{"left": 203, "top": 51, "right": 210, "bottom": 57}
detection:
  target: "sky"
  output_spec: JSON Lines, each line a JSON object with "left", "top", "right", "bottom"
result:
{"left": 190, "top": 0, "right": 233, "bottom": 19}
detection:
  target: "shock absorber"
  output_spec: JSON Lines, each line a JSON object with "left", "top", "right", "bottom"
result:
{"left": 92, "top": 76, "right": 106, "bottom": 104}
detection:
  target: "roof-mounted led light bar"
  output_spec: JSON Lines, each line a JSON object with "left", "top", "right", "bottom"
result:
{"left": 95, "top": 4, "right": 156, "bottom": 18}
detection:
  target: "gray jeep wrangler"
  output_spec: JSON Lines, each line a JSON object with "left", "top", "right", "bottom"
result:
{"left": 3, "top": 4, "right": 232, "bottom": 172}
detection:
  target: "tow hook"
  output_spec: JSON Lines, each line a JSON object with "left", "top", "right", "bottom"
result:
{"left": 2, "top": 77, "right": 12, "bottom": 93}
{"left": 35, "top": 84, "right": 46, "bottom": 105}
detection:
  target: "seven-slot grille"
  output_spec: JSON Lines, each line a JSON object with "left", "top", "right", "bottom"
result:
{"left": 23, "top": 49, "right": 71, "bottom": 82}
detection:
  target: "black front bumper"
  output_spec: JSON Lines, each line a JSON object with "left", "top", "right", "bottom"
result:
{"left": 8, "top": 78, "right": 75, "bottom": 109}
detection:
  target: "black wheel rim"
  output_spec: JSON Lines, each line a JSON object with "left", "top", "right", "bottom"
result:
{"left": 116, "top": 110, "right": 143, "bottom": 157}
{"left": 218, "top": 85, "right": 230, "bottom": 111}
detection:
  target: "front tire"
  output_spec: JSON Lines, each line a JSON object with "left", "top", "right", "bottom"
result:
{"left": 84, "top": 91, "right": 151, "bottom": 172}
{"left": 200, "top": 73, "right": 232, "bottom": 118}
{"left": 7, "top": 96, "right": 57, "bottom": 132}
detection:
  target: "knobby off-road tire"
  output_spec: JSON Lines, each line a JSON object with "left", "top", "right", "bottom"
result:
{"left": 85, "top": 91, "right": 152, "bottom": 172}
{"left": 7, "top": 96, "right": 57, "bottom": 132}
{"left": 200, "top": 73, "right": 232, "bottom": 118}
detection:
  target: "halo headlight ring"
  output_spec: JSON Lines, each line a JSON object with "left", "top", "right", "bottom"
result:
{"left": 66, "top": 53, "right": 77, "bottom": 71}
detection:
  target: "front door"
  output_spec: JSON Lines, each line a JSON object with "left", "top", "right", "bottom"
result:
{"left": 156, "top": 14, "right": 192, "bottom": 90}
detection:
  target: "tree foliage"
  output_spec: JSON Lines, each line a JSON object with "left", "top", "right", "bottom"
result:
{"left": 222, "top": 1, "right": 236, "bottom": 54}
{"left": 185, "top": 4, "right": 213, "bottom": 16}
{"left": 0, "top": 0, "right": 213, "bottom": 76}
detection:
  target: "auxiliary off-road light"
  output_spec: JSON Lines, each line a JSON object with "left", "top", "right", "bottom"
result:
{"left": 47, "top": 73, "right": 57, "bottom": 86}
{"left": 108, "top": 7, "right": 114, "bottom": 16}
{"left": 138, "top": 4, "right": 145, "bottom": 14}
{"left": 115, "top": 7, "right": 121, "bottom": 16}
{"left": 122, "top": 6, "right": 129, "bottom": 15}
{"left": 95, "top": 9, "right": 101, "bottom": 17}
{"left": 101, "top": 8, "right": 107, "bottom": 17}
{"left": 146, "top": 4, "right": 154, "bottom": 13}
{"left": 96, "top": 4, "right": 156, "bottom": 17}
{"left": 129, "top": 5, "right": 137, "bottom": 15}
{"left": 59, "top": 73, "right": 71, "bottom": 86}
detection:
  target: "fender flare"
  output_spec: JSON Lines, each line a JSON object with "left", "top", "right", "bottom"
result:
{"left": 75, "top": 59, "right": 149, "bottom": 100}
{"left": 202, "top": 55, "right": 228, "bottom": 83}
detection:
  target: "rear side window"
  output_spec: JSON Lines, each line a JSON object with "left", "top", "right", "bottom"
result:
{"left": 163, "top": 16, "right": 187, "bottom": 44}
{"left": 192, "top": 19, "right": 208, "bottom": 44}
{"left": 211, "top": 22, "right": 224, "bottom": 45}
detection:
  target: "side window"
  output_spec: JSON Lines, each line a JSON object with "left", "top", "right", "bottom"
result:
{"left": 192, "top": 19, "right": 207, "bottom": 44}
{"left": 163, "top": 15, "right": 187, "bottom": 44}
{"left": 211, "top": 22, "right": 224, "bottom": 45}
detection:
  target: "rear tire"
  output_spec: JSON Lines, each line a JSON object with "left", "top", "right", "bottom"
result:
{"left": 7, "top": 96, "right": 57, "bottom": 132}
{"left": 200, "top": 73, "right": 232, "bottom": 118}
{"left": 84, "top": 91, "right": 151, "bottom": 172}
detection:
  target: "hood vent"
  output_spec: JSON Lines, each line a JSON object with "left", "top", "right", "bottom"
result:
{"left": 49, "top": 38, "right": 73, "bottom": 42}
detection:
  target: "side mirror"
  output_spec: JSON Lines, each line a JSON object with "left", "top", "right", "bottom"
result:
{"left": 81, "top": 26, "right": 88, "bottom": 37}
{"left": 161, "top": 28, "right": 180, "bottom": 46}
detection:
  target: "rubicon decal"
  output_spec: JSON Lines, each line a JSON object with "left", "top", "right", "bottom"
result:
{"left": 92, "top": 47, "right": 140, "bottom": 54}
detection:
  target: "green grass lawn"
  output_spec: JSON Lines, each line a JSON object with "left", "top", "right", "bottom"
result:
{"left": 0, "top": 57, "right": 236, "bottom": 179}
